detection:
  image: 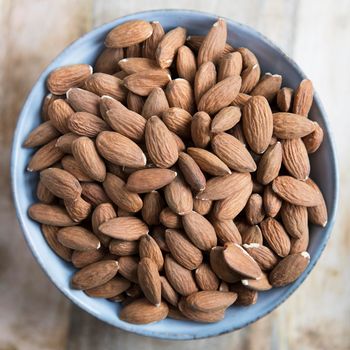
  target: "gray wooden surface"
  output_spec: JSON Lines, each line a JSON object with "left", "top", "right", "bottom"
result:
{"left": 1, "top": 0, "right": 349, "bottom": 349}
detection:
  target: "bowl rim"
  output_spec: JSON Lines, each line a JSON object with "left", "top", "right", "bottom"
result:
{"left": 11, "top": 8, "right": 339, "bottom": 340}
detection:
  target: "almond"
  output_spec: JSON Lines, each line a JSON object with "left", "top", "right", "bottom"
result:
{"left": 182, "top": 211, "right": 217, "bottom": 250}
{"left": 272, "top": 176, "right": 322, "bottom": 206}
{"left": 71, "top": 260, "right": 119, "bottom": 290}
{"left": 260, "top": 218, "right": 291, "bottom": 257}
{"left": 178, "top": 152, "right": 206, "bottom": 192}
{"left": 81, "top": 182, "right": 111, "bottom": 206}
{"left": 211, "top": 106, "right": 241, "bottom": 133}
{"left": 211, "top": 218, "right": 242, "bottom": 244}
{"left": 243, "top": 243, "right": 279, "bottom": 271}
{"left": 194, "top": 61, "right": 217, "bottom": 104}
{"left": 71, "top": 248, "right": 105, "bottom": 268}
{"left": 41, "top": 225, "right": 72, "bottom": 262}
{"left": 277, "top": 87, "right": 293, "bottom": 112}
{"left": 159, "top": 207, "right": 182, "bottom": 229}
{"left": 162, "top": 107, "right": 192, "bottom": 138}
{"left": 165, "top": 229, "right": 203, "bottom": 270}
{"left": 160, "top": 276, "right": 179, "bottom": 306}
{"left": 186, "top": 290, "right": 237, "bottom": 312}
{"left": 240, "top": 64, "right": 260, "bottom": 93}
{"left": 72, "top": 137, "right": 106, "bottom": 182}
{"left": 176, "top": 46, "right": 197, "bottom": 83}
{"left": 165, "top": 78, "right": 195, "bottom": 113}
{"left": 55, "top": 133, "right": 79, "bottom": 154}
{"left": 68, "top": 111, "right": 109, "bottom": 137}
{"left": 127, "top": 91, "right": 144, "bottom": 114}
{"left": 138, "top": 257, "right": 161, "bottom": 305}
{"left": 231, "top": 93, "right": 251, "bottom": 108}
{"left": 269, "top": 252, "right": 310, "bottom": 287}
{"left": 191, "top": 111, "right": 211, "bottom": 148}
{"left": 120, "top": 298, "right": 168, "bottom": 324}
{"left": 142, "top": 21, "right": 165, "bottom": 59}
{"left": 66, "top": 87, "right": 101, "bottom": 115}
{"left": 241, "top": 225, "right": 263, "bottom": 245}
{"left": 263, "top": 184, "right": 282, "bottom": 217}
{"left": 245, "top": 193, "right": 265, "bottom": 225}
{"left": 102, "top": 173, "right": 143, "bottom": 212}
{"left": 64, "top": 196, "right": 92, "bottom": 223}
{"left": 211, "top": 133, "right": 256, "bottom": 172}
{"left": 164, "top": 255, "right": 198, "bottom": 296}
{"left": 142, "top": 87, "right": 169, "bottom": 119}
{"left": 41, "top": 93, "right": 59, "bottom": 121}
{"left": 91, "top": 203, "right": 116, "bottom": 247}
{"left": 195, "top": 263, "right": 220, "bottom": 291}
{"left": 198, "top": 76, "right": 242, "bottom": 114}
{"left": 193, "top": 198, "right": 213, "bottom": 215}
{"left": 96, "top": 131, "right": 146, "bottom": 168}
{"left": 118, "top": 256, "right": 139, "bottom": 283}
{"left": 105, "top": 20, "right": 153, "bottom": 48}
{"left": 125, "top": 43, "right": 141, "bottom": 57}
{"left": 251, "top": 73, "right": 282, "bottom": 102}
{"left": 47, "top": 64, "right": 92, "bottom": 95}
{"left": 273, "top": 112, "right": 316, "bottom": 138}
{"left": 290, "top": 230, "right": 309, "bottom": 254}
{"left": 61, "top": 155, "right": 92, "bottom": 182}
{"left": 187, "top": 147, "right": 231, "bottom": 176}
{"left": 156, "top": 26, "right": 187, "bottom": 68}
{"left": 306, "top": 178, "right": 328, "bottom": 227}
{"left": 23, "top": 121, "right": 60, "bottom": 148}
{"left": 57, "top": 226, "right": 100, "bottom": 251}
{"left": 280, "top": 202, "right": 308, "bottom": 239}
{"left": 109, "top": 239, "right": 139, "bottom": 256}
{"left": 186, "top": 35, "right": 234, "bottom": 54}
{"left": 36, "top": 180, "right": 55, "bottom": 204}
{"left": 218, "top": 52, "right": 243, "bottom": 81}
{"left": 29, "top": 203, "right": 76, "bottom": 226}
{"left": 94, "top": 47, "right": 124, "bottom": 74}
{"left": 139, "top": 234, "right": 164, "bottom": 271}
{"left": 256, "top": 142, "right": 282, "bottom": 185}
{"left": 303, "top": 121, "right": 324, "bottom": 153}
{"left": 242, "top": 272, "right": 272, "bottom": 291}
{"left": 99, "top": 217, "right": 148, "bottom": 240}
{"left": 197, "top": 18, "right": 227, "bottom": 65}
{"left": 145, "top": 116, "right": 178, "bottom": 168}
{"left": 126, "top": 168, "right": 176, "bottom": 193}
{"left": 151, "top": 226, "right": 169, "bottom": 252}
{"left": 230, "top": 283, "right": 258, "bottom": 306}
{"left": 141, "top": 191, "right": 164, "bottom": 226}
{"left": 282, "top": 138, "right": 310, "bottom": 180}
{"left": 85, "top": 277, "right": 131, "bottom": 298}
{"left": 293, "top": 79, "right": 313, "bottom": 116}
{"left": 118, "top": 57, "right": 159, "bottom": 74}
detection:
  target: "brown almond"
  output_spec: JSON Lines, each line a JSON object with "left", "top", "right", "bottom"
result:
{"left": 164, "top": 172, "right": 193, "bottom": 215}
{"left": 187, "top": 147, "right": 231, "bottom": 176}
{"left": 84, "top": 73, "right": 127, "bottom": 101}
{"left": 197, "top": 18, "right": 227, "bottom": 65}
{"left": 269, "top": 252, "right": 310, "bottom": 287}
{"left": 211, "top": 106, "right": 241, "bottom": 133}
{"left": 94, "top": 47, "right": 124, "bottom": 74}
{"left": 66, "top": 88, "right": 100, "bottom": 115}
{"left": 68, "top": 112, "right": 109, "bottom": 137}
{"left": 241, "top": 225, "right": 263, "bottom": 245}
{"left": 160, "top": 276, "right": 179, "bottom": 306}
{"left": 42, "top": 225, "right": 72, "bottom": 262}
{"left": 29, "top": 203, "right": 76, "bottom": 226}
{"left": 191, "top": 111, "right": 211, "bottom": 148}
{"left": 176, "top": 46, "right": 197, "bottom": 83}
{"left": 162, "top": 107, "right": 192, "bottom": 138}
{"left": 165, "top": 78, "right": 195, "bottom": 114}
{"left": 127, "top": 91, "right": 144, "bottom": 114}
{"left": 120, "top": 298, "right": 168, "bottom": 324}
{"left": 142, "top": 87, "right": 169, "bottom": 119}
{"left": 165, "top": 229, "right": 203, "bottom": 270}
{"left": 41, "top": 93, "right": 60, "bottom": 121}
{"left": 218, "top": 52, "right": 243, "bottom": 81}
{"left": 103, "top": 173, "right": 143, "bottom": 212}
{"left": 251, "top": 73, "right": 282, "bottom": 102}
{"left": 277, "top": 87, "right": 293, "bottom": 112}
{"left": 211, "top": 133, "right": 256, "bottom": 172}
{"left": 91, "top": 203, "right": 116, "bottom": 247}
{"left": 195, "top": 263, "right": 220, "bottom": 291}
{"left": 55, "top": 133, "right": 79, "bottom": 154}
{"left": 171, "top": 132, "right": 185, "bottom": 152}
{"left": 186, "top": 290, "right": 237, "bottom": 312}
{"left": 86, "top": 277, "right": 131, "bottom": 298}
{"left": 198, "top": 76, "right": 242, "bottom": 114}
{"left": 263, "top": 184, "right": 282, "bottom": 217}
{"left": 142, "top": 21, "right": 165, "bottom": 59}
{"left": 242, "top": 272, "right": 272, "bottom": 291}
{"left": 96, "top": 131, "right": 146, "bottom": 168}
{"left": 139, "top": 234, "right": 164, "bottom": 271}
{"left": 260, "top": 218, "right": 291, "bottom": 257}
{"left": 61, "top": 155, "right": 92, "bottom": 182}
{"left": 306, "top": 178, "right": 328, "bottom": 227}
{"left": 109, "top": 239, "right": 138, "bottom": 256}
{"left": 164, "top": 255, "right": 198, "bottom": 296}
{"left": 272, "top": 176, "right": 322, "bottom": 207}
{"left": 81, "top": 182, "right": 111, "bottom": 206}
{"left": 197, "top": 172, "right": 251, "bottom": 201}
{"left": 141, "top": 191, "right": 164, "bottom": 226}
{"left": 245, "top": 193, "right": 265, "bottom": 225}
{"left": 178, "top": 152, "right": 206, "bottom": 192}
{"left": 290, "top": 229, "right": 309, "bottom": 254}
{"left": 231, "top": 93, "right": 251, "bottom": 108}
{"left": 273, "top": 112, "right": 316, "bottom": 139}
{"left": 99, "top": 217, "right": 148, "bottom": 241}
{"left": 57, "top": 226, "right": 100, "bottom": 251}
{"left": 242, "top": 96, "right": 274, "bottom": 154}
{"left": 72, "top": 137, "right": 106, "bottom": 182}
{"left": 118, "top": 57, "right": 158, "bottom": 74}
{"left": 23, "top": 121, "right": 60, "bottom": 148}
{"left": 71, "top": 260, "right": 119, "bottom": 290}
{"left": 159, "top": 207, "right": 182, "bottom": 229}
{"left": 145, "top": 116, "right": 178, "bottom": 168}
{"left": 230, "top": 283, "right": 258, "bottom": 306}
{"left": 64, "top": 196, "right": 92, "bottom": 223}
{"left": 194, "top": 61, "right": 217, "bottom": 104}
{"left": 256, "top": 142, "right": 282, "bottom": 185}
{"left": 193, "top": 198, "right": 213, "bottom": 215}
{"left": 36, "top": 180, "right": 55, "bottom": 204}
{"left": 293, "top": 79, "right": 313, "bottom": 116}
{"left": 138, "top": 257, "right": 161, "bottom": 305}
{"left": 280, "top": 202, "right": 308, "bottom": 239}
{"left": 303, "top": 121, "right": 324, "bottom": 154}
{"left": 156, "top": 26, "right": 187, "bottom": 68}
{"left": 151, "top": 226, "right": 169, "bottom": 252}
{"left": 47, "top": 64, "right": 92, "bottom": 95}
{"left": 125, "top": 43, "right": 141, "bottom": 57}
{"left": 105, "top": 20, "right": 153, "bottom": 48}
{"left": 240, "top": 64, "right": 260, "bottom": 93}
{"left": 211, "top": 218, "right": 242, "bottom": 244}
{"left": 282, "top": 138, "right": 310, "bottom": 180}
{"left": 243, "top": 243, "right": 279, "bottom": 271}
{"left": 118, "top": 256, "right": 139, "bottom": 283}
{"left": 182, "top": 211, "right": 217, "bottom": 250}
{"left": 186, "top": 35, "right": 234, "bottom": 54}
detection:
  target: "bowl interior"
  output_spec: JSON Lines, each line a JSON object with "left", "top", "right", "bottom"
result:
{"left": 11, "top": 9, "right": 338, "bottom": 340}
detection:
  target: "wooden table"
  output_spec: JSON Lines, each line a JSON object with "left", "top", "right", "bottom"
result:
{"left": 1, "top": 1, "right": 349, "bottom": 349}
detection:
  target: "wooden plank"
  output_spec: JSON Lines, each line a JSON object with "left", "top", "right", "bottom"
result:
{"left": 0, "top": 1, "right": 92, "bottom": 349}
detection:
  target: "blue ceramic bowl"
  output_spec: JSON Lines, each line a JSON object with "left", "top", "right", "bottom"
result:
{"left": 11, "top": 9, "right": 338, "bottom": 340}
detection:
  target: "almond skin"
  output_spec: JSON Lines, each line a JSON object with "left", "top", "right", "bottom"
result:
{"left": 142, "top": 87, "right": 169, "bottom": 119}
{"left": 306, "top": 178, "right": 328, "bottom": 227}
{"left": 191, "top": 111, "right": 211, "bottom": 148}
{"left": 81, "top": 182, "right": 111, "bottom": 207}
{"left": 66, "top": 88, "right": 101, "bottom": 115}
{"left": 36, "top": 180, "right": 55, "bottom": 204}
{"left": 159, "top": 207, "right": 182, "bottom": 229}
{"left": 211, "top": 106, "right": 241, "bottom": 133}
{"left": 178, "top": 152, "right": 206, "bottom": 192}
{"left": 96, "top": 131, "right": 146, "bottom": 168}
{"left": 280, "top": 202, "right": 308, "bottom": 239}
{"left": 99, "top": 216, "right": 148, "bottom": 241}
{"left": 119, "top": 298, "right": 168, "bottom": 325}
{"left": 269, "top": 252, "right": 310, "bottom": 287}
{"left": 218, "top": 52, "right": 243, "bottom": 81}
{"left": 242, "top": 95, "right": 274, "bottom": 154}
{"left": 72, "top": 137, "right": 106, "bottom": 182}
{"left": 142, "top": 21, "right": 165, "bottom": 59}
{"left": 138, "top": 257, "right": 161, "bottom": 305}
{"left": 165, "top": 229, "right": 203, "bottom": 270}
{"left": 40, "top": 167, "right": 81, "bottom": 201}
{"left": 277, "top": 87, "right": 293, "bottom": 112}
{"left": 68, "top": 111, "right": 109, "bottom": 138}
{"left": 126, "top": 168, "right": 177, "bottom": 193}
{"left": 211, "top": 218, "right": 242, "bottom": 244}
{"left": 102, "top": 173, "right": 143, "bottom": 212}
{"left": 57, "top": 226, "right": 100, "bottom": 251}
{"left": 195, "top": 263, "right": 220, "bottom": 291}
{"left": 29, "top": 203, "right": 76, "bottom": 226}
{"left": 211, "top": 133, "right": 256, "bottom": 172}
{"left": 160, "top": 276, "right": 179, "bottom": 306}
{"left": 55, "top": 133, "right": 79, "bottom": 154}
{"left": 194, "top": 61, "right": 217, "bottom": 104}
{"left": 182, "top": 211, "right": 217, "bottom": 250}
{"left": 118, "top": 57, "right": 159, "bottom": 74}
{"left": 162, "top": 107, "right": 192, "bottom": 138}
{"left": 293, "top": 79, "right": 313, "bottom": 116}
{"left": 145, "top": 116, "right": 179, "bottom": 168}
{"left": 263, "top": 184, "right": 282, "bottom": 217}
{"left": 104, "top": 20, "right": 153, "bottom": 48}
{"left": 242, "top": 272, "right": 272, "bottom": 291}
{"left": 71, "top": 260, "right": 119, "bottom": 290}
{"left": 118, "top": 256, "right": 139, "bottom": 283}
{"left": 177, "top": 45, "right": 197, "bottom": 83}
{"left": 64, "top": 196, "right": 92, "bottom": 223}
{"left": 42, "top": 225, "right": 72, "bottom": 262}
{"left": 251, "top": 73, "right": 282, "bottom": 102}
{"left": 272, "top": 176, "right": 322, "bottom": 207}
{"left": 165, "top": 79, "right": 195, "bottom": 114}
{"left": 61, "top": 155, "right": 91, "bottom": 182}
{"left": 141, "top": 191, "right": 164, "bottom": 226}
{"left": 245, "top": 193, "right": 265, "bottom": 225}
{"left": 139, "top": 234, "right": 164, "bottom": 271}
{"left": 23, "top": 121, "right": 60, "bottom": 148}
{"left": 47, "top": 64, "right": 92, "bottom": 95}
{"left": 94, "top": 47, "right": 124, "bottom": 74}
{"left": 241, "top": 225, "right": 263, "bottom": 245}
{"left": 109, "top": 239, "right": 139, "bottom": 256}
{"left": 256, "top": 142, "right": 282, "bottom": 185}
{"left": 230, "top": 283, "right": 258, "bottom": 306}
{"left": 164, "top": 255, "right": 198, "bottom": 296}
{"left": 243, "top": 243, "right": 279, "bottom": 271}
{"left": 302, "top": 121, "right": 324, "bottom": 154}
{"left": 91, "top": 203, "right": 116, "bottom": 247}
{"left": 193, "top": 198, "right": 213, "bottom": 216}
{"left": 85, "top": 277, "right": 131, "bottom": 298}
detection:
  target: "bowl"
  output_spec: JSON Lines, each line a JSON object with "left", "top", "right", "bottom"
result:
{"left": 11, "top": 9, "right": 338, "bottom": 340}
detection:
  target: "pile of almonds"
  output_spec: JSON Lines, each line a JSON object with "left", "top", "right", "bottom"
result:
{"left": 25, "top": 18, "right": 328, "bottom": 324}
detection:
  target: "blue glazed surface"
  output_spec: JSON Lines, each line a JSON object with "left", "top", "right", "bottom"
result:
{"left": 11, "top": 9, "right": 339, "bottom": 340}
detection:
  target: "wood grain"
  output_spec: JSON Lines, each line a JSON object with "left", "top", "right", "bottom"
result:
{"left": 0, "top": 0, "right": 349, "bottom": 349}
